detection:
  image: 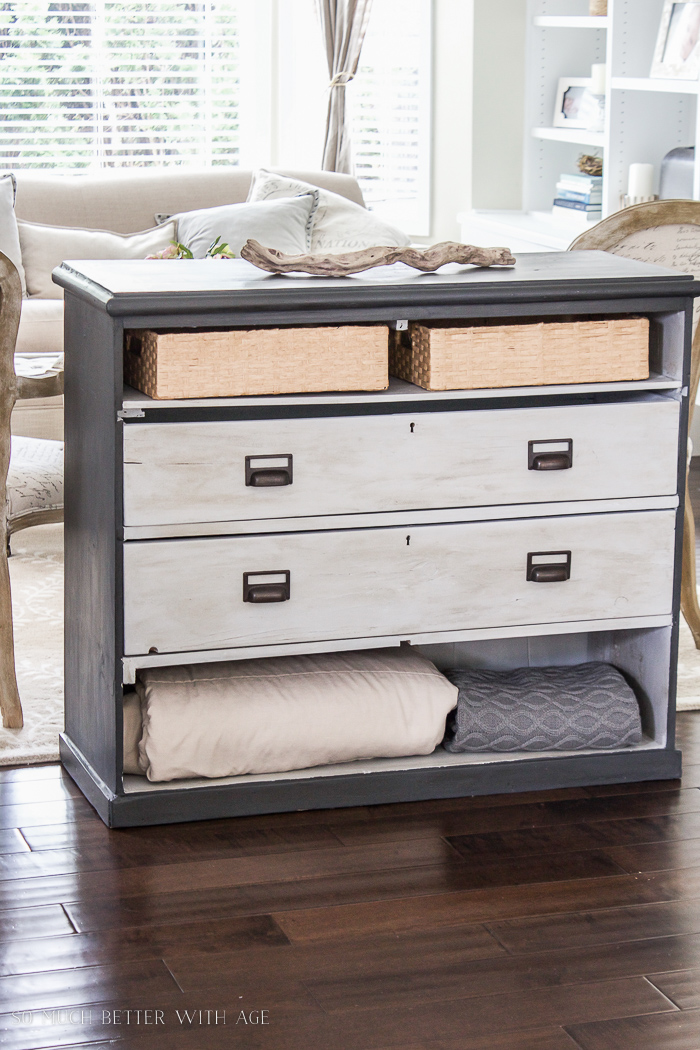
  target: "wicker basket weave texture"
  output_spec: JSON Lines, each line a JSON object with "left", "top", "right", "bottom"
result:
{"left": 390, "top": 318, "right": 649, "bottom": 391}
{"left": 124, "top": 325, "right": 389, "bottom": 399}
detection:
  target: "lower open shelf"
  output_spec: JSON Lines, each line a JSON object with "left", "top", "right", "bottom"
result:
{"left": 62, "top": 620, "right": 682, "bottom": 827}
{"left": 122, "top": 735, "right": 664, "bottom": 793}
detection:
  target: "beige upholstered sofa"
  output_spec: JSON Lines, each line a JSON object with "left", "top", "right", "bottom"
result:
{"left": 12, "top": 167, "right": 365, "bottom": 440}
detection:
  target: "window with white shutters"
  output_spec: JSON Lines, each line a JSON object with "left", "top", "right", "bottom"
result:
{"left": 349, "top": 0, "right": 432, "bottom": 236}
{"left": 0, "top": 0, "right": 242, "bottom": 170}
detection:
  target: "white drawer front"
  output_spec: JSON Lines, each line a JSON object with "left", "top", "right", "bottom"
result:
{"left": 123, "top": 510, "right": 676, "bottom": 656}
{"left": 122, "top": 400, "right": 680, "bottom": 527}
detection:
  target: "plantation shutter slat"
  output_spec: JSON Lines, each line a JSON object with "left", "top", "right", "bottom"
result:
{"left": 0, "top": 1, "right": 241, "bottom": 170}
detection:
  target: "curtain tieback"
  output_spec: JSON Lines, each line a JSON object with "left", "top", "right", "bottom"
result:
{"left": 329, "top": 71, "right": 355, "bottom": 89}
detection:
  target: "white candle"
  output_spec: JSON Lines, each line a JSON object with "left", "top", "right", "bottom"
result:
{"left": 628, "top": 163, "right": 654, "bottom": 198}
{"left": 590, "top": 63, "right": 606, "bottom": 95}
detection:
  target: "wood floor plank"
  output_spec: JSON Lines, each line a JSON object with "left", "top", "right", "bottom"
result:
{"left": 301, "top": 931, "right": 700, "bottom": 1014}
{"left": 0, "top": 799, "right": 97, "bottom": 831}
{"left": 330, "top": 790, "right": 700, "bottom": 846}
{"left": 0, "top": 904, "right": 74, "bottom": 941}
{"left": 447, "top": 812, "right": 700, "bottom": 861}
{"left": 6, "top": 855, "right": 700, "bottom": 937}
{"left": 0, "top": 914, "right": 290, "bottom": 978}
{"left": 0, "top": 838, "right": 463, "bottom": 912}
{"left": 6, "top": 863, "right": 468, "bottom": 919}
{"left": 0, "top": 847, "right": 624, "bottom": 922}
{"left": 487, "top": 898, "right": 700, "bottom": 953}
{"left": 162, "top": 924, "right": 505, "bottom": 989}
{"left": 647, "top": 967, "right": 700, "bottom": 1010}
{"left": 176, "top": 973, "right": 675, "bottom": 1047}
{"left": 2, "top": 827, "right": 346, "bottom": 879}
{"left": 0, "top": 960, "right": 181, "bottom": 1014}
{"left": 565, "top": 1007, "right": 700, "bottom": 1050}
{"left": 0, "top": 779, "right": 82, "bottom": 807}
{"left": 0, "top": 829, "right": 30, "bottom": 855}
{"left": 678, "top": 765, "right": 700, "bottom": 789}
{"left": 0, "top": 764, "right": 70, "bottom": 785}
{"left": 603, "top": 836, "right": 700, "bottom": 873}
{"left": 272, "top": 868, "right": 700, "bottom": 944}
{"left": 372, "top": 1033, "right": 581, "bottom": 1050}
{"left": 21, "top": 1028, "right": 579, "bottom": 1050}
{"left": 18, "top": 819, "right": 343, "bottom": 858}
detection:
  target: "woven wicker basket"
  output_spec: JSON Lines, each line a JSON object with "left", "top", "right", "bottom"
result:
{"left": 124, "top": 325, "right": 389, "bottom": 399}
{"left": 389, "top": 317, "right": 649, "bottom": 391}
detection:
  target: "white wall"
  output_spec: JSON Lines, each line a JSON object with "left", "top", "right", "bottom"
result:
{"left": 429, "top": 0, "right": 475, "bottom": 243}
{"left": 471, "top": 0, "right": 526, "bottom": 211}
{"left": 427, "top": 0, "right": 526, "bottom": 242}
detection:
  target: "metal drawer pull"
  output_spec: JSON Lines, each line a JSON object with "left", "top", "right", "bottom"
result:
{"left": 243, "top": 571, "right": 291, "bottom": 603}
{"left": 245, "top": 454, "right": 293, "bottom": 487}
{"left": 528, "top": 439, "right": 573, "bottom": 471}
{"left": 527, "top": 551, "right": 571, "bottom": 583}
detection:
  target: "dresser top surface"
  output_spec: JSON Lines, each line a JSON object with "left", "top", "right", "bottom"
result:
{"left": 53, "top": 251, "right": 700, "bottom": 316}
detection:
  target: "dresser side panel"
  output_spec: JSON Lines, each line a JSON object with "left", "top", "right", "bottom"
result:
{"left": 64, "top": 296, "right": 122, "bottom": 793}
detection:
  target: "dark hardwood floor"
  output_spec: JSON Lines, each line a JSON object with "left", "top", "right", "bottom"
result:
{"left": 4, "top": 761, "right": 700, "bottom": 1050}
{"left": 3, "top": 477, "right": 700, "bottom": 1049}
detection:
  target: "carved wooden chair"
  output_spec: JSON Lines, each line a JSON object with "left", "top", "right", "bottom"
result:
{"left": 570, "top": 201, "right": 700, "bottom": 648}
{"left": 0, "top": 251, "right": 64, "bottom": 729}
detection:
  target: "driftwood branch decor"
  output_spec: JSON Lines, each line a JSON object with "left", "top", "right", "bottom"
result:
{"left": 240, "top": 239, "right": 516, "bottom": 277}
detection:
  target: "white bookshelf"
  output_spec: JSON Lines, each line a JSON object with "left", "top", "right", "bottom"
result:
{"left": 463, "top": 0, "right": 700, "bottom": 251}
{"left": 532, "top": 126, "right": 606, "bottom": 147}
{"left": 533, "top": 15, "right": 608, "bottom": 28}
{"left": 610, "top": 76, "right": 700, "bottom": 95}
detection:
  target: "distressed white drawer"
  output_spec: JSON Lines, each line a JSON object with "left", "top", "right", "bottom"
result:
{"left": 122, "top": 509, "right": 675, "bottom": 656}
{"left": 122, "top": 399, "right": 680, "bottom": 528}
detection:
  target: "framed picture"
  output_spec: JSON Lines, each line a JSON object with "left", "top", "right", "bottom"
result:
{"left": 552, "top": 78, "right": 591, "bottom": 129}
{"left": 651, "top": 0, "right": 700, "bottom": 80}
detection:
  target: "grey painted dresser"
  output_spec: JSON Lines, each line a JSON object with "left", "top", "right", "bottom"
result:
{"left": 54, "top": 252, "right": 700, "bottom": 827}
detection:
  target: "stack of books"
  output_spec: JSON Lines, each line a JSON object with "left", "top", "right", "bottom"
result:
{"left": 552, "top": 174, "right": 602, "bottom": 224}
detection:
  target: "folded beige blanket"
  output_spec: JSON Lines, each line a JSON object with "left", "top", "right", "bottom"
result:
{"left": 124, "top": 647, "right": 458, "bottom": 782}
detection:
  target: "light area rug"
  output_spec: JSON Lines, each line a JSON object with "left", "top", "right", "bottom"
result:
{"left": 677, "top": 614, "right": 700, "bottom": 710}
{"left": 1, "top": 522, "right": 700, "bottom": 767}
{"left": 0, "top": 523, "right": 63, "bottom": 765}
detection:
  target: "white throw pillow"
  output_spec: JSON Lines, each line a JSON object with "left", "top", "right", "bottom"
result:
{"left": 16, "top": 299, "right": 64, "bottom": 355}
{"left": 128, "top": 647, "right": 458, "bottom": 782}
{"left": 173, "top": 194, "right": 317, "bottom": 259}
{"left": 0, "top": 173, "right": 26, "bottom": 295}
{"left": 18, "top": 219, "right": 177, "bottom": 299}
{"left": 247, "top": 168, "right": 410, "bottom": 253}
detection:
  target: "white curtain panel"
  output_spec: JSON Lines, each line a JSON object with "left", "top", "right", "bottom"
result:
{"left": 316, "top": 0, "right": 373, "bottom": 173}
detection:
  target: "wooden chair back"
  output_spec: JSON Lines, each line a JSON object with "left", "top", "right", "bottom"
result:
{"left": 570, "top": 201, "right": 700, "bottom": 647}
{"left": 570, "top": 200, "right": 700, "bottom": 425}
{"left": 0, "top": 251, "right": 24, "bottom": 727}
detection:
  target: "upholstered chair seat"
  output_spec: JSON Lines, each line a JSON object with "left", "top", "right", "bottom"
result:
{"left": 7, "top": 435, "right": 63, "bottom": 538}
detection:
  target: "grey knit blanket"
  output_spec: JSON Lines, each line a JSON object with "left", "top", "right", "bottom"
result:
{"left": 443, "top": 662, "right": 642, "bottom": 752}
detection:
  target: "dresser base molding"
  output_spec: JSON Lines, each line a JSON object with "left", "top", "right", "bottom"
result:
{"left": 59, "top": 733, "right": 117, "bottom": 827}
{"left": 60, "top": 732, "right": 681, "bottom": 829}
